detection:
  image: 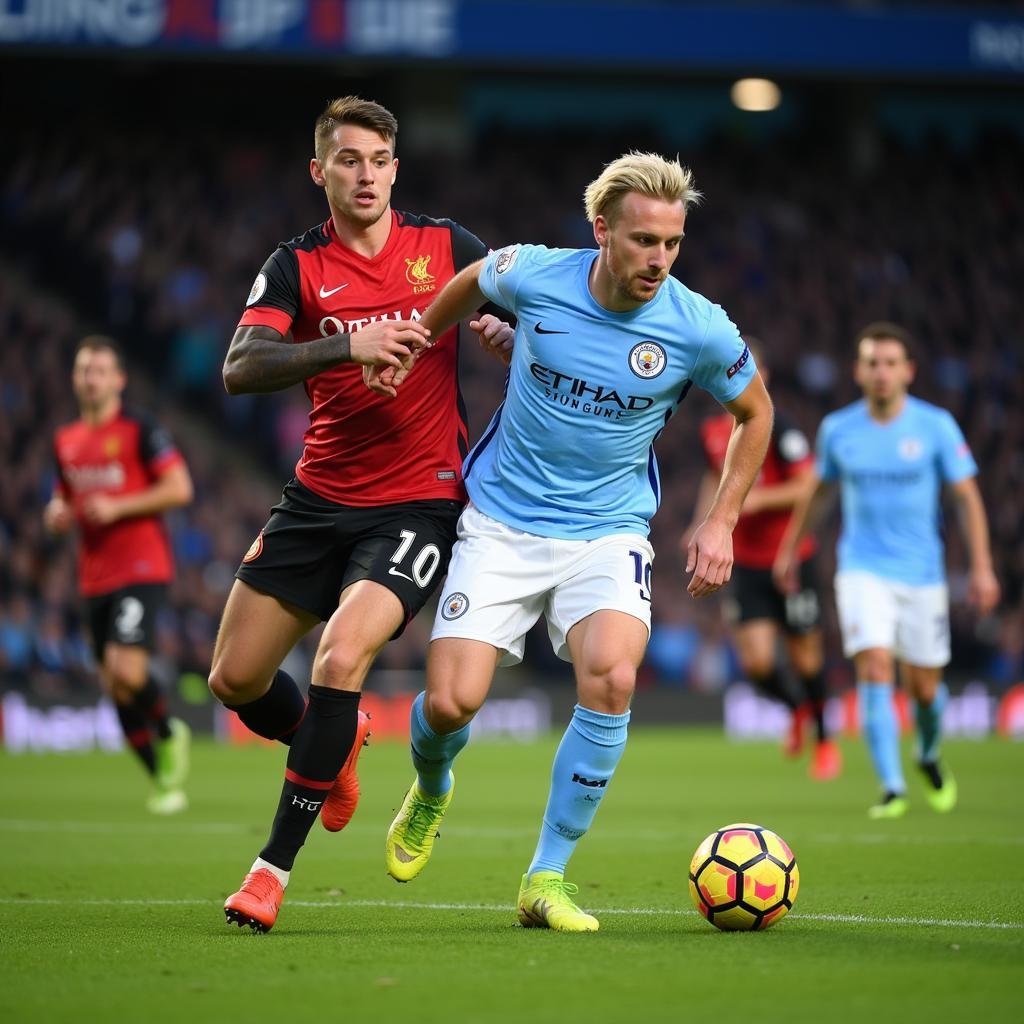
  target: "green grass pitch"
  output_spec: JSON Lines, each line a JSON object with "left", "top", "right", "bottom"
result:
{"left": 1, "top": 727, "right": 1022, "bottom": 1023}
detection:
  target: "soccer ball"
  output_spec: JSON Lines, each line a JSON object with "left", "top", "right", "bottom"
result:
{"left": 688, "top": 822, "right": 799, "bottom": 931}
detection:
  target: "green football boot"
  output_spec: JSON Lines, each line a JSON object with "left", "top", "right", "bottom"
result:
{"left": 155, "top": 718, "right": 191, "bottom": 790}
{"left": 516, "top": 871, "right": 599, "bottom": 933}
{"left": 868, "top": 791, "right": 909, "bottom": 820}
{"left": 919, "top": 760, "right": 958, "bottom": 813}
{"left": 385, "top": 775, "right": 454, "bottom": 882}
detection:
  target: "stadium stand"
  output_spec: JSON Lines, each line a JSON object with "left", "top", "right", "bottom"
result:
{"left": 2, "top": 108, "right": 1022, "bottom": 696}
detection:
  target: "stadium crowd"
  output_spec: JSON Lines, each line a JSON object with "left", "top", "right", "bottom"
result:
{"left": 2, "top": 109, "right": 1022, "bottom": 698}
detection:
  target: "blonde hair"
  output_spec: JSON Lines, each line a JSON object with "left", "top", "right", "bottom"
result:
{"left": 314, "top": 96, "right": 398, "bottom": 164}
{"left": 584, "top": 151, "right": 701, "bottom": 224}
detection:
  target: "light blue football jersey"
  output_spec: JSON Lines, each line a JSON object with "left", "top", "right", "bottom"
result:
{"left": 816, "top": 396, "right": 977, "bottom": 585}
{"left": 466, "top": 244, "right": 756, "bottom": 539}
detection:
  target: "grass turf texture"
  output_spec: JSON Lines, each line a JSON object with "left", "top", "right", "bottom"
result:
{"left": 1, "top": 728, "right": 1022, "bottom": 1023}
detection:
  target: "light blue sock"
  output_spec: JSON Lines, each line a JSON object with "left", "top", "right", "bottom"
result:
{"left": 915, "top": 682, "right": 948, "bottom": 763}
{"left": 409, "top": 691, "right": 470, "bottom": 797}
{"left": 527, "top": 704, "right": 630, "bottom": 877}
{"left": 858, "top": 682, "right": 905, "bottom": 794}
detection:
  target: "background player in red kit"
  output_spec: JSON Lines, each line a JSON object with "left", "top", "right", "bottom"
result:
{"left": 685, "top": 338, "right": 841, "bottom": 780}
{"left": 208, "top": 96, "right": 512, "bottom": 932}
{"left": 45, "top": 337, "right": 194, "bottom": 813}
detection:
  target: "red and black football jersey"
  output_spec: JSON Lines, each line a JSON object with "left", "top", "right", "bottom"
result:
{"left": 700, "top": 410, "right": 817, "bottom": 569}
{"left": 238, "top": 210, "right": 489, "bottom": 506}
{"left": 53, "top": 407, "right": 183, "bottom": 596}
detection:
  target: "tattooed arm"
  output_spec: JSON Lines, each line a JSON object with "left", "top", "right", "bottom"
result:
{"left": 222, "top": 321, "right": 432, "bottom": 395}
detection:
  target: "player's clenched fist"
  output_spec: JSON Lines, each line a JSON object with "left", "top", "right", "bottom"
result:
{"left": 349, "top": 319, "right": 431, "bottom": 369}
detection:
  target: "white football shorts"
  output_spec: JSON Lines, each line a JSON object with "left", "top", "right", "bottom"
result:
{"left": 834, "top": 570, "right": 950, "bottom": 667}
{"left": 431, "top": 504, "right": 654, "bottom": 667}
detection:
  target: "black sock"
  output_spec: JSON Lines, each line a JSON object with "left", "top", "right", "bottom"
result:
{"left": 259, "top": 686, "right": 361, "bottom": 871}
{"left": 919, "top": 760, "right": 944, "bottom": 790}
{"left": 133, "top": 678, "right": 172, "bottom": 740}
{"left": 799, "top": 670, "right": 829, "bottom": 742}
{"left": 226, "top": 670, "right": 306, "bottom": 745}
{"left": 115, "top": 702, "right": 156, "bottom": 776}
{"left": 750, "top": 669, "right": 800, "bottom": 711}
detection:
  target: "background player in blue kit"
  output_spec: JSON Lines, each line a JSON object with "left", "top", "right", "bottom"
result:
{"left": 374, "top": 152, "right": 774, "bottom": 930}
{"left": 775, "top": 323, "right": 1000, "bottom": 819}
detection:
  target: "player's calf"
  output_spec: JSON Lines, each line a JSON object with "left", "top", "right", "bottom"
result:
{"left": 320, "top": 710, "right": 372, "bottom": 832}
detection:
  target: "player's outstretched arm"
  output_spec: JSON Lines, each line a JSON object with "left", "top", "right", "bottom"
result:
{"left": 223, "top": 321, "right": 430, "bottom": 395}
{"left": 364, "top": 259, "right": 495, "bottom": 398}
{"left": 687, "top": 374, "right": 774, "bottom": 598}
{"left": 418, "top": 258, "right": 489, "bottom": 339}
{"left": 772, "top": 475, "right": 834, "bottom": 594}
{"left": 741, "top": 463, "right": 815, "bottom": 516}
{"left": 948, "top": 475, "right": 1001, "bottom": 615}
{"left": 81, "top": 462, "right": 194, "bottom": 526}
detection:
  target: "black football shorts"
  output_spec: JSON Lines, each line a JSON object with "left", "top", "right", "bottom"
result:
{"left": 235, "top": 478, "right": 462, "bottom": 634}
{"left": 85, "top": 583, "right": 167, "bottom": 659}
{"left": 723, "top": 558, "right": 822, "bottom": 635}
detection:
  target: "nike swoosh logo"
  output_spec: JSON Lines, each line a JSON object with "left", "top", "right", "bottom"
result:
{"left": 319, "top": 283, "right": 349, "bottom": 298}
{"left": 388, "top": 566, "right": 414, "bottom": 583}
{"left": 534, "top": 322, "right": 569, "bottom": 335}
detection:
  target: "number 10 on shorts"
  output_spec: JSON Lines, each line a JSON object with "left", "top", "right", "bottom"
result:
{"left": 391, "top": 529, "right": 441, "bottom": 589}
{"left": 629, "top": 550, "right": 652, "bottom": 603}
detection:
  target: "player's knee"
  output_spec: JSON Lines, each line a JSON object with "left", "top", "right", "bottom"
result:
{"left": 789, "top": 647, "right": 822, "bottom": 678}
{"left": 742, "top": 656, "right": 775, "bottom": 681}
{"left": 580, "top": 660, "right": 636, "bottom": 714}
{"left": 313, "top": 640, "right": 374, "bottom": 690}
{"left": 425, "top": 689, "right": 480, "bottom": 731}
{"left": 858, "top": 649, "right": 893, "bottom": 682}
{"left": 208, "top": 659, "right": 260, "bottom": 705}
{"left": 104, "top": 654, "right": 145, "bottom": 693}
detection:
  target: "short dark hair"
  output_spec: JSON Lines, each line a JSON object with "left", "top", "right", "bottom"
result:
{"left": 314, "top": 96, "right": 398, "bottom": 163}
{"left": 76, "top": 335, "right": 124, "bottom": 369}
{"left": 855, "top": 321, "right": 914, "bottom": 361}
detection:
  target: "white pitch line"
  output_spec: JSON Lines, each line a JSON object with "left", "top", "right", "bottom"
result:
{"left": 3, "top": 819, "right": 1023, "bottom": 847}
{"left": 0, "top": 896, "right": 1020, "bottom": 931}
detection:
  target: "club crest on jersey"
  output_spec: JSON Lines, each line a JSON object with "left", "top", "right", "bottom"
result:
{"left": 494, "top": 247, "right": 518, "bottom": 274}
{"left": 242, "top": 532, "right": 264, "bottom": 564}
{"left": 405, "top": 255, "right": 436, "bottom": 294}
{"left": 441, "top": 592, "right": 469, "bottom": 620}
{"left": 898, "top": 437, "right": 924, "bottom": 461}
{"left": 247, "top": 272, "right": 267, "bottom": 306}
{"left": 103, "top": 437, "right": 121, "bottom": 457}
{"left": 628, "top": 341, "right": 667, "bottom": 379}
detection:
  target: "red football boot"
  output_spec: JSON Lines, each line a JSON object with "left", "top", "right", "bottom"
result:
{"left": 320, "top": 710, "right": 372, "bottom": 832}
{"left": 224, "top": 868, "right": 284, "bottom": 933}
{"left": 809, "top": 739, "right": 843, "bottom": 781}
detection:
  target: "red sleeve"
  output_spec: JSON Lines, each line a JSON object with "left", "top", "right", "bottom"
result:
{"left": 238, "top": 245, "right": 299, "bottom": 335}
{"left": 238, "top": 305, "right": 295, "bottom": 334}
